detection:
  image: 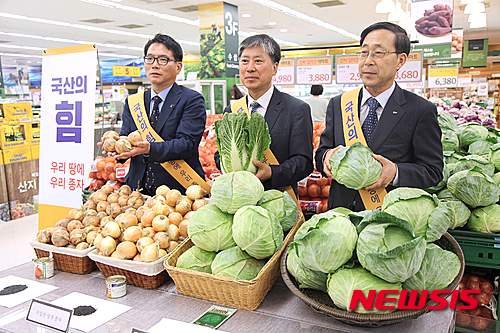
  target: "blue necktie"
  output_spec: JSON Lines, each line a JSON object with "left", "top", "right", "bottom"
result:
{"left": 149, "top": 95, "right": 162, "bottom": 128}
{"left": 144, "top": 95, "right": 162, "bottom": 194}
{"left": 362, "top": 97, "right": 380, "bottom": 142}
{"left": 250, "top": 101, "right": 260, "bottom": 114}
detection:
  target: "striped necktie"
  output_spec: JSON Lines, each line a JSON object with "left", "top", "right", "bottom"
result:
{"left": 250, "top": 101, "right": 260, "bottom": 114}
{"left": 362, "top": 97, "right": 380, "bottom": 142}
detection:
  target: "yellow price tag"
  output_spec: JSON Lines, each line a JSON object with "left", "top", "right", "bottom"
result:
{"left": 112, "top": 66, "right": 141, "bottom": 77}
{"left": 428, "top": 67, "right": 458, "bottom": 77}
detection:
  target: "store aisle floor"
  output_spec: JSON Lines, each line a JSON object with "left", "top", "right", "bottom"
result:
{"left": 0, "top": 215, "right": 38, "bottom": 272}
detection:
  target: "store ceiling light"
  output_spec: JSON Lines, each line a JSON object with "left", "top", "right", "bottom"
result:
{"left": 280, "top": 28, "right": 288, "bottom": 33}
{"left": 375, "top": 0, "right": 395, "bottom": 14}
{"left": 0, "top": 44, "right": 43, "bottom": 51}
{"left": 99, "top": 52, "right": 139, "bottom": 58}
{"left": 241, "top": 13, "right": 252, "bottom": 18}
{"left": 388, "top": 2, "right": 404, "bottom": 22}
{"left": 460, "top": 0, "right": 483, "bottom": 5}
{"left": 464, "top": 2, "right": 485, "bottom": 14}
{"left": 0, "top": 52, "right": 42, "bottom": 58}
{"left": 268, "top": 21, "right": 277, "bottom": 26}
{"left": 0, "top": 12, "right": 199, "bottom": 46}
{"left": 239, "top": 31, "right": 299, "bottom": 46}
{"left": 468, "top": 12, "right": 486, "bottom": 23}
{"left": 249, "top": 0, "right": 359, "bottom": 40}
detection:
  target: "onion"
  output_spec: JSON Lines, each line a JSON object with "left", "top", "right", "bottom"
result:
{"left": 102, "top": 130, "right": 119, "bottom": 141}
{"left": 68, "top": 208, "right": 84, "bottom": 221}
{"left": 103, "top": 221, "right": 121, "bottom": 238}
{"left": 100, "top": 216, "right": 114, "bottom": 228}
{"left": 116, "top": 241, "right": 137, "bottom": 259}
{"left": 168, "top": 241, "right": 179, "bottom": 253}
{"left": 100, "top": 236, "right": 116, "bottom": 256}
{"left": 133, "top": 254, "right": 142, "bottom": 261}
{"left": 135, "top": 206, "right": 148, "bottom": 220}
{"left": 91, "top": 190, "right": 108, "bottom": 203}
{"left": 184, "top": 211, "right": 194, "bottom": 220}
{"left": 156, "top": 185, "right": 170, "bottom": 196}
{"left": 141, "top": 243, "right": 159, "bottom": 262}
{"left": 83, "top": 209, "right": 98, "bottom": 217}
{"left": 175, "top": 198, "right": 192, "bottom": 216}
{"left": 154, "top": 232, "right": 170, "bottom": 249}
{"left": 106, "top": 203, "right": 122, "bottom": 218}
{"left": 123, "top": 226, "right": 142, "bottom": 242}
{"left": 93, "top": 233, "right": 104, "bottom": 250}
{"left": 152, "top": 195, "right": 166, "bottom": 205}
{"left": 76, "top": 242, "right": 90, "bottom": 250}
{"left": 101, "top": 184, "right": 115, "bottom": 195}
{"left": 69, "top": 229, "right": 87, "bottom": 245}
{"left": 153, "top": 203, "right": 168, "bottom": 216}
{"left": 96, "top": 211, "right": 108, "bottom": 221}
{"left": 179, "top": 220, "right": 189, "bottom": 238}
{"left": 159, "top": 249, "right": 167, "bottom": 257}
{"left": 168, "top": 224, "right": 180, "bottom": 241}
{"left": 86, "top": 230, "right": 98, "bottom": 245}
{"left": 96, "top": 201, "right": 110, "bottom": 213}
{"left": 165, "top": 190, "right": 182, "bottom": 207}
{"left": 83, "top": 226, "right": 99, "bottom": 234}
{"left": 115, "top": 139, "right": 133, "bottom": 154}
{"left": 145, "top": 197, "right": 156, "bottom": 208}
{"left": 152, "top": 215, "right": 169, "bottom": 232}
{"left": 107, "top": 193, "right": 119, "bottom": 204}
{"left": 141, "top": 210, "right": 156, "bottom": 227}
{"left": 55, "top": 218, "right": 70, "bottom": 229}
{"left": 82, "top": 215, "right": 99, "bottom": 228}
{"left": 119, "top": 185, "right": 132, "bottom": 196}
{"left": 111, "top": 251, "right": 124, "bottom": 259}
{"left": 136, "top": 237, "right": 154, "bottom": 253}
{"left": 128, "top": 196, "right": 144, "bottom": 209}
{"left": 168, "top": 212, "right": 183, "bottom": 226}
{"left": 192, "top": 198, "right": 208, "bottom": 211}
{"left": 118, "top": 195, "right": 129, "bottom": 207}
{"left": 67, "top": 220, "right": 84, "bottom": 233}
{"left": 186, "top": 185, "right": 205, "bottom": 200}
{"left": 142, "top": 227, "right": 155, "bottom": 238}
{"left": 83, "top": 200, "right": 97, "bottom": 211}
{"left": 37, "top": 229, "right": 51, "bottom": 243}
{"left": 102, "top": 138, "right": 116, "bottom": 152}
{"left": 116, "top": 213, "right": 138, "bottom": 230}
{"left": 127, "top": 130, "right": 142, "bottom": 146}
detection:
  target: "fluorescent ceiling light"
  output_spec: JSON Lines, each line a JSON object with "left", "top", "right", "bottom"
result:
{"left": 280, "top": 28, "right": 288, "bottom": 33}
{"left": 0, "top": 52, "right": 41, "bottom": 58}
{"left": 468, "top": 12, "right": 486, "bottom": 23}
{"left": 0, "top": 44, "right": 43, "bottom": 51}
{"left": 464, "top": 2, "right": 485, "bottom": 14}
{"left": 99, "top": 52, "right": 140, "bottom": 58}
{"left": 239, "top": 31, "right": 299, "bottom": 46}
{"left": 249, "top": 0, "right": 359, "bottom": 40}
{"left": 241, "top": 13, "right": 252, "bottom": 18}
{"left": 79, "top": 0, "right": 198, "bottom": 26}
{"left": 268, "top": 21, "right": 277, "bottom": 26}
{"left": 0, "top": 12, "right": 199, "bottom": 46}
{"left": 376, "top": 0, "right": 395, "bottom": 14}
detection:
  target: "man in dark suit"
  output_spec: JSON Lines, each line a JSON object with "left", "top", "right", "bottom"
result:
{"left": 116, "top": 34, "right": 206, "bottom": 195}
{"left": 216, "top": 34, "right": 314, "bottom": 193}
{"left": 315, "top": 22, "right": 443, "bottom": 211}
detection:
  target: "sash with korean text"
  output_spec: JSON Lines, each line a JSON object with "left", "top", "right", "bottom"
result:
{"left": 340, "top": 87, "right": 386, "bottom": 210}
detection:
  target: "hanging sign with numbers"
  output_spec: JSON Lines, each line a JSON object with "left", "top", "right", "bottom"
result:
{"left": 428, "top": 65, "right": 458, "bottom": 88}
{"left": 296, "top": 56, "right": 332, "bottom": 84}
{"left": 272, "top": 58, "right": 295, "bottom": 85}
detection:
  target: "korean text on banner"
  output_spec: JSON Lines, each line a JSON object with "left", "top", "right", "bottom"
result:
{"left": 39, "top": 45, "right": 97, "bottom": 228}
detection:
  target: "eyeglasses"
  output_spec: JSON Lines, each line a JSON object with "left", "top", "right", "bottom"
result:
{"left": 357, "top": 50, "right": 398, "bottom": 59}
{"left": 144, "top": 55, "right": 175, "bottom": 66}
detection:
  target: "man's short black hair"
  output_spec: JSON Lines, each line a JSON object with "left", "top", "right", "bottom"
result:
{"left": 239, "top": 34, "right": 281, "bottom": 64}
{"left": 310, "top": 85, "right": 323, "bottom": 96}
{"left": 144, "top": 34, "right": 183, "bottom": 62}
{"left": 360, "top": 22, "right": 411, "bottom": 55}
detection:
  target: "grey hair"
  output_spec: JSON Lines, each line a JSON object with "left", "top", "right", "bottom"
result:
{"left": 238, "top": 34, "right": 281, "bottom": 64}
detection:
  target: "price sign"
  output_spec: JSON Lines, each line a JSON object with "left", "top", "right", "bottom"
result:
{"left": 457, "top": 74, "right": 472, "bottom": 87}
{"left": 272, "top": 58, "right": 295, "bottom": 85}
{"left": 296, "top": 56, "right": 332, "bottom": 84}
{"left": 428, "top": 66, "right": 459, "bottom": 88}
{"left": 395, "top": 52, "right": 422, "bottom": 82}
{"left": 26, "top": 299, "right": 72, "bottom": 333}
{"left": 112, "top": 65, "right": 141, "bottom": 77}
{"left": 335, "top": 55, "right": 360, "bottom": 84}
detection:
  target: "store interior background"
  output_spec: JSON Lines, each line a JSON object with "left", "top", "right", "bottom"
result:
{"left": 0, "top": 0, "right": 499, "bottom": 270}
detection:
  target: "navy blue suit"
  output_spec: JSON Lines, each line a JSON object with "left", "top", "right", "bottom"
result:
{"left": 120, "top": 83, "right": 206, "bottom": 194}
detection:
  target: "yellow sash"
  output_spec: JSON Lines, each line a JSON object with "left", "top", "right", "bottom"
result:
{"left": 127, "top": 92, "right": 211, "bottom": 193}
{"left": 230, "top": 96, "right": 298, "bottom": 203}
{"left": 340, "top": 87, "right": 386, "bottom": 210}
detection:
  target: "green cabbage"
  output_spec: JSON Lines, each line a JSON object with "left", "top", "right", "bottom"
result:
{"left": 215, "top": 112, "right": 271, "bottom": 174}
{"left": 467, "top": 204, "right": 500, "bottom": 233}
{"left": 459, "top": 123, "right": 489, "bottom": 149}
{"left": 232, "top": 206, "right": 283, "bottom": 259}
{"left": 447, "top": 169, "right": 499, "bottom": 208}
{"left": 329, "top": 143, "right": 382, "bottom": 190}
{"left": 211, "top": 171, "right": 264, "bottom": 214}
{"left": 492, "top": 143, "right": 500, "bottom": 171}
{"left": 286, "top": 242, "right": 327, "bottom": 292}
{"left": 176, "top": 246, "right": 217, "bottom": 273}
{"left": 258, "top": 190, "right": 297, "bottom": 232}
{"left": 438, "top": 112, "right": 458, "bottom": 132}
{"left": 468, "top": 140, "right": 493, "bottom": 157}
{"left": 293, "top": 213, "right": 357, "bottom": 273}
{"left": 403, "top": 243, "right": 461, "bottom": 290}
{"left": 327, "top": 267, "right": 402, "bottom": 314}
{"left": 451, "top": 155, "right": 495, "bottom": 177}
{"left": 441, "top": 131, "right": 459, "bottom": 152}
{"left": 187, "top": 204, "right": 236, "bottom": 252}
{"left": 426, "top": 162, "right": 450, "bottom": 193}
{"left": 440, "top": 199, "right": 471, "bottom": 229}
{"left": 494, "top": 172, "right": 500, "bottom": 186}
{"left": 211, "top": 246, "right": 265, "bottom": 280}
{"left": 356, "top": 212, "right": 426, "bottom": 283}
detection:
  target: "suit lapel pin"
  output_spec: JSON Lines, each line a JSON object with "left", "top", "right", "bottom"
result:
{"left": 170, "top": 104, "right": 174, "bottom": 108}
{"left": 392, "top": 111, "right": 398, "bottom": 114}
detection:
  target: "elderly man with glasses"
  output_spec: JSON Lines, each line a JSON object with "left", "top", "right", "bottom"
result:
{"left": 316, "top": 22, "right": 443, "bottom": 211}
{"left": 116, "top": 34, "right": 206, "bottom": 196}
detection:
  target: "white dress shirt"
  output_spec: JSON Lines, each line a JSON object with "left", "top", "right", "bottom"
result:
{"left": 149, "top": 85, "right": 173, "bottom": 117}
{"left": 247, "top": 85, "right": 274, "bottom": 117}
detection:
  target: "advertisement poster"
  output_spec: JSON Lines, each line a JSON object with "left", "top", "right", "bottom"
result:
{"left": 99, "top": 57, "right": 145, "bottom": 83}
{"left": 1, "top": 64, "right": 30, "bottom": 95}
{"left": 462, "top": 39, "right": 488, "bottom": 68}
{"left": 451, "top": 29, "right": 464, "bottom": 59}
{"left": 29, "top": 64, "right": 42, "bottom": 87}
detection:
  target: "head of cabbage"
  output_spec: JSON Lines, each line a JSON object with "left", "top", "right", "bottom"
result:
{"left": 495, "top": 172, "right": 500, "bottom": 186}
{"left": 293, "top": 212, "right": 357, "bottom": 273}
{"left": 211, "top": 171, "right": 264, "bottom": 214}
{"left": 492, "top": 143, "right": 500, "bottom": 171}
{"left": 468, "top": 140, "right": 493, "bottom": 158}
{"left": 447, "top": 168, "right": 500, "bottom": 208}
{"left": 176, "top": 246, "right": 216, "bottom": 274}
{"left": 426, "top": 162, "right": 450, "bottom": 194}
{"left": 356, "top": 211, "right": 426, "bottom": 283}
{"left": 211, "top": 246, "right": 265, "bottom": 280}
{"left": 439, "top": 198, "right": 471, "bottom": 229}
{"left": 441, "top": 130, "right": 459, "bottom": 152}
{"left": 258, "top": 190, "right": 297, "bottom": 232}
{"left": 286, "top": 242, "right": 328, "bottom": 292}
{"left": 329, "top": 143, "right": 382, "bottom": 190}
{"left": 467, "top": 204, "right": 500, "bottom": 233}
{"left": 232, "top": 206, "right": 284, "bottom": 259}
{"left": 327, "top": 267, "right": 402, "bottom": 314}
{"left": 187, "top": 203, "right": 236, "bottom": 252}
{"left": 459, "top": 123, "right": 489, "bottom": 149}
{"left": 450, "top": 155, "right": 495, "bottom": 177}
{"left": 403, "top": 243, "right": 461, "bottom": 291}
{"left": 438, "top": 112, "right": 458, "bottom": 132}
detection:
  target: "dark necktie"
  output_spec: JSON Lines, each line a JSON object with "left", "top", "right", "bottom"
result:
{"left": 250, "top": 101, "right": 260, "bottom": 114}
{"left": 143, "top": 95, "right": 162, "bottom": 194}
{"left": 362, "top": 97, "right": 380, "bottom": 142}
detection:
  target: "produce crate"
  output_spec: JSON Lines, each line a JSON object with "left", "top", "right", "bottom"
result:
{"left": 449, "top": 230, "right": 500, "bottom": 269}
{"left": 31, "top": 242, "right": 96, "bottom": 274}
{"left": 164, "top": 212, "right": 304, "bottom": 310}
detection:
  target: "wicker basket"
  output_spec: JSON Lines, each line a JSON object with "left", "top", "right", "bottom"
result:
{"left": 164, "top": 211, "right": 305, "bottom": 310}
{"left": 31, "top": 242, "right": 96, "bottom": 275}
{"left": 88, "top": 250, "right": 168, "bottom": 289}
{"left": 280, "top": 232, "right": 465, "bottom": 327}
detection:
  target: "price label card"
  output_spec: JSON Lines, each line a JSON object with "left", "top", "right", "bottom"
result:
{"left": 457, "top": 74, "right": 472, "bottom": 87}
{"left": 396, "top": 52, "right": 422, "bottom": 82}
{"left": 193, "top": 305, "right": 237, "bottom": 329}
{"left": 131, "top": 329, "right": 149, "bottom": 333}
{"left": 296, "top": 56, "right": 333, "bottom": 85}
{"left": 273, "top": 58, "right": 295, "bottom": 85}
{"left": 112, "top": 65, "right": 141, "bottom": 77}
{"left": 26, "top": 299, "right": 72, "bottom": 333}
{"left": 428, "top": 66, "right": 459, "bottom": 88}
{"left": 335, "top": 55, "right": 360, "bottom": 84}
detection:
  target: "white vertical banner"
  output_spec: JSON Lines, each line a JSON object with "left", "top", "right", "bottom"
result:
{"left": 39, "top": 45, "right": 97, "bottom": 227}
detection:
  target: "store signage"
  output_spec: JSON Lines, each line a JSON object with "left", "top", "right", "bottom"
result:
{"left": 39, "top": 44, "right": 97, "bottom": 229}
{"left": 272, "top": 58, "right": 295, "bottom": 85}
{"left": 410, "top": 0, "right": 453, "bottom": 51}
{"left": 451, "top": 29, "right": 464, "bottom": 59}
{"left": 26, "top": 299, "right": 72, "bottom": 333}
{"left": 428, "top": 65, "right": 459, "bottom": 88}
{"left": 296, "top": 56, "right": 333, "bottom": 85}
{"left": 463, "top": 39, "right": 488, "bottom": 68}
{"left": 349, "top": 289, "right": 480, "bottom": 312}
{"left": 412, "top": 43, "right": 452, "bottom": 59}
{"left": 224, "top": 2, "right": 239, "bottom": 77}
{"left": 112, "top": 65, "right": 141, "bottom": 77}
{"left": 477, "top": 82, "right": 488, "bottom": 97}
{"left": 457, "top": 74, "right": 472, "bottom": 87}
{"left": 335, "top": 52, "right": 422, "bottom": 84}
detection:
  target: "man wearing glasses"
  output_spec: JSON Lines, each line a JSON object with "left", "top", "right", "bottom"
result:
{"left": 316, "top": 22, "right": 443, "bottom": 211}
{"left": 116, "top": 34, "right": 206, "bottom": 195}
